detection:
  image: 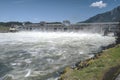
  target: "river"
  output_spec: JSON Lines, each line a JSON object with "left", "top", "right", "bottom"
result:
{"left": 0, "top": 32, "right": 116, "bottom": 80}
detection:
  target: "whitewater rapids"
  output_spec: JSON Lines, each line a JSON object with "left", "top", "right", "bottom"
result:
{"left": 0, "top": 32, "right": 116, "bottom": 80}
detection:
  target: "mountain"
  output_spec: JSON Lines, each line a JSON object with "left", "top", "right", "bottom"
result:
{"left": 82, "top": 6, "right": 120, "bottom": 23}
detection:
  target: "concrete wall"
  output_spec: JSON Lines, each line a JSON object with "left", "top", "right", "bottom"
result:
{"left": 15, "top": 22, "right": 120, "bottom": 34}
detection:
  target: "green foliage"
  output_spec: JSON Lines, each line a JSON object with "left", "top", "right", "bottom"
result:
{"left": 24, "top": 21, "right": 32, "bottom": 25}
{"left": 0, "top": 26, "right": 9, "bottom": 32}
{"left": 0, "top": 22, "right": 22, "bottom": 27}
{"left": 60, "top": 45, "right": 120, "bottom": 80}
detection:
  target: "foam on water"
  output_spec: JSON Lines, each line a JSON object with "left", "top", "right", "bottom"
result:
{"left": 24, "top": 69, "right": 31, "bottom": 77}
{"left": 0, "top": 32, "right": 116, "bottom": 80}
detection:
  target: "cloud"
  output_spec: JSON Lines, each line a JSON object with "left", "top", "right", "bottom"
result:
{"left": 90, "top": 1, "right": 107, "bottom": 8}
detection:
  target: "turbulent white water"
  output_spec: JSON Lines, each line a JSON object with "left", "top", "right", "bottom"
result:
{"left": 0, "top": 32, "right": 116, "bottom": 80}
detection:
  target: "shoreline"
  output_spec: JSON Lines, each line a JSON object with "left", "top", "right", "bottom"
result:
{"left": 59, "top": 43, "right": 120, "bottom": 80}
{"left": 58, "top": 32, "right": 120, "bottom": 80}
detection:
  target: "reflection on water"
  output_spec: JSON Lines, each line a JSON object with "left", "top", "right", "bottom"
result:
{"left": 0, "top": 32, "right": 116, "bottom": 80}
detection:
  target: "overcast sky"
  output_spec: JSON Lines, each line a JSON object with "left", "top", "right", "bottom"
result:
{"left": 0, "top": 0, "right": 120, "bottom": 23}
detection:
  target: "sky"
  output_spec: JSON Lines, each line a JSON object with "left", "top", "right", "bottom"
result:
{"left": 0, "top": 0, "right": 120, "bottom": 23}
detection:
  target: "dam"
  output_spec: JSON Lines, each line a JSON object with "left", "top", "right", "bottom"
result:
{"left": 12, "top": 21, "right": 120, "bottom": 35}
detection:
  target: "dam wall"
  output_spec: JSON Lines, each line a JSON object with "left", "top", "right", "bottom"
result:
{"left": 14, "top": 22, "right": 120, "bottom": 34}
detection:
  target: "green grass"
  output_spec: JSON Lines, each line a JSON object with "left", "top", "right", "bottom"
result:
{"left": 0, "top": 26, "right": 9, "bottom": 32}
{"left": 60, "top": 45, "right": 120, "bottom": 80}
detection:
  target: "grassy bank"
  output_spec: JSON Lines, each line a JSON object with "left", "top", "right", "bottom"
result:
{"left": 0, "top": 26, "right": 9, "bottom": 32}
{"left": 59, "top": 45, "right": 120, "bottom": 80}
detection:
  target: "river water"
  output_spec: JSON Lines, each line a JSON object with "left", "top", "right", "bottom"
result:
{"left": 0, "top": 32, "right": 116, "bottom": 80}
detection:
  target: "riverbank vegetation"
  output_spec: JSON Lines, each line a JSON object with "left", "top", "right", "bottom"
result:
{"left": 59, "top": 44, "right": 120, "bottom": 80}
{"left": 0, "top": 22, "right": 22, "bottom": 32}
{"left": 0, "top": 26, "right": 9, "bottom": 32}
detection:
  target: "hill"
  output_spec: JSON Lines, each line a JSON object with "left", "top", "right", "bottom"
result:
{"left": 82, "top": 6, "right": 120, "bottom": 23}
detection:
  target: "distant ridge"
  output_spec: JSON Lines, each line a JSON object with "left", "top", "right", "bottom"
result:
{"left": 82, "top": 6, "right": 120, "bottom": 23}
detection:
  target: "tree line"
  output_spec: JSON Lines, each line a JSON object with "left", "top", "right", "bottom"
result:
{"left": 0, "top": 21, "right": 33, "bottom": 27}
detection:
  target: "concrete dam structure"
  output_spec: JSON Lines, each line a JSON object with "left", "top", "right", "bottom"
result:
{"left": 12, "top": 22, "right": 120, "bottom": 35}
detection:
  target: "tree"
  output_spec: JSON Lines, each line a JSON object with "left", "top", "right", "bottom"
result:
{"left": 0, "top": 22, "right": 22, "bottom": 27}
{"left": 24, "top": 21, "right": 32, "bottom": 25}
{"left": 116, "top": 21, "right": 120, "bottom": 44}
